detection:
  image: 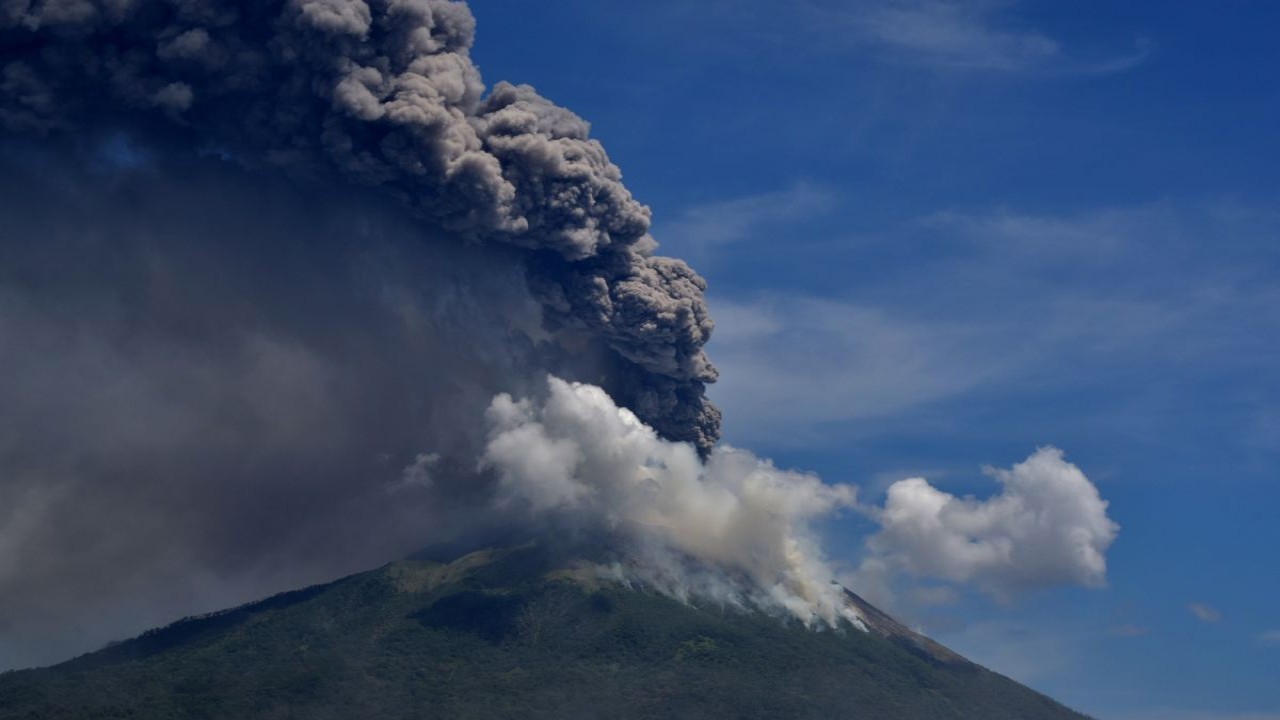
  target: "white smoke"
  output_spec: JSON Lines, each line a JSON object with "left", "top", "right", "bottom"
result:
{"left": 863, "top": 447, "right": 1119, "bottom": 600}
{"left": 479, "top": 379, "right": 1121, "bottom": 623}
{"left": 481, "top": 376, "right": 863, "bottom": 628}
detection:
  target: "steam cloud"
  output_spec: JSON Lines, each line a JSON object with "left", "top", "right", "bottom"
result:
{"left": 480, "top": 384, "right": 1118, "bottom": 621}
{"left": 482, "top": 377, "right": 863, "bottom": 629}
{"left": 0, "top": 0, "right": 1119, "bottom": 672}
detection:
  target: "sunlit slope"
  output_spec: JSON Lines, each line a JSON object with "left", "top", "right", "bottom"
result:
{"left": 0, "top": 544, "right": 1091, "bottom": 720}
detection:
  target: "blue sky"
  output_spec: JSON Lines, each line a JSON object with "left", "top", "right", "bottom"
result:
{"left": 469, "top": 2, "right": 1279, "bottom": 718}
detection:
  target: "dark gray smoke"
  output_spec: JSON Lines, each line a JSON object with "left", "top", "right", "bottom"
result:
{"left": 0, "top": 142, "right": 548, "bottom": 669}
{"left": 0, "top": 0, "right": 718, "bottom": 670}
{"left": 0, "top": 0, "right": 719, "bottom": 449}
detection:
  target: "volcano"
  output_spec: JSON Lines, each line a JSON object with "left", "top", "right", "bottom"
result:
{"left": 0, "top": 543, "right": 1090, "bottom": 720}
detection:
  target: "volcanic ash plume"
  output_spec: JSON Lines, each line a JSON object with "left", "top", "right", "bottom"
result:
{"left": 0, "top": 0, "right": 725, "bottom": 669}
{"left": 0, "top": 0, "right": 1119, "bottom": 673}
{"left": 0, "top": 0, "right": 719, "bottom": 451}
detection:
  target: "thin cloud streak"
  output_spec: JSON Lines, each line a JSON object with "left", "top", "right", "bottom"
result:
{"left": 708, "top": 295, "right": 1006, "bottom": 443}
{"left": 1189, "top": 602, "right": 1222, "bottom": 623}
{"left": 656, "top": 183, "right": 837, "bottom": 256}
{"left": 704, "top": 197, "right": 1280, "bottom": 446}
{"left": 798, "top": 0, "right": 1151, "bottom": 75}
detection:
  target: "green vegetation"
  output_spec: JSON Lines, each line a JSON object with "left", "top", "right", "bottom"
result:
{"left": 0, "top": 545, "right": 1090, "bottom": 719}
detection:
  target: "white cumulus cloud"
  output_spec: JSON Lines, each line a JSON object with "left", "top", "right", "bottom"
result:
{"left": 862, "top": 447, "right": 1119, "bottom": 599}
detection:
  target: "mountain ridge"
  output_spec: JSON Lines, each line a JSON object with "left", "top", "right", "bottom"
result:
{"left": 0, "top": 543, "right": 1092, "bottom": 720}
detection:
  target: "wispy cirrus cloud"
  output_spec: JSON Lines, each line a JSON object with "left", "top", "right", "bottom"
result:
{"left": 705, "top": 196, "right": 1280, "bottom": 446}
{"left": 583, "top": 0, "right": 1147, "bottom": 77}
{"left": 1189, "top": 602, "right": 1223, "bottom": 624}
{"left": 657, "top": 182, "right": 836, "bottom": 256}
{"left": 1110, "top": 624, "right": 1150, "bottom": 638}
{"left": 708, "top": 294, "right": 1004, "bottom": 443}
{"left": 801, "top": 0, "right": 1151, "bottom": 74}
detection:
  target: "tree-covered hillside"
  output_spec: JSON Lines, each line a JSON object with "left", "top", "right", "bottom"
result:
{"left": 0, "top": 544, "right": 1091, "bottom": 720}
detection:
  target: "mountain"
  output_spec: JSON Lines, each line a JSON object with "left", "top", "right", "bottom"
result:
{"left": 0, "top": 543, "right": 1091, "bottom": 720}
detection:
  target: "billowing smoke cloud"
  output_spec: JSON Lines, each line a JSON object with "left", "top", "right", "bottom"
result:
{"left": 0, "top": 0, "right": 719, "bottom": 450}
{"left": 481, "top": 377, "right": 863, "bottom": 628}
{"left": 0, "top": 144, "right": 568, "bottom": 669}
{"left": 860, "top": 448, "right": 1120, "bottom": 601}
{"left": 0, "top": 0, "right": 1120, "bottom": 672}
{"left": 0, "top": 0, "right": 720, "bottom": 670}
